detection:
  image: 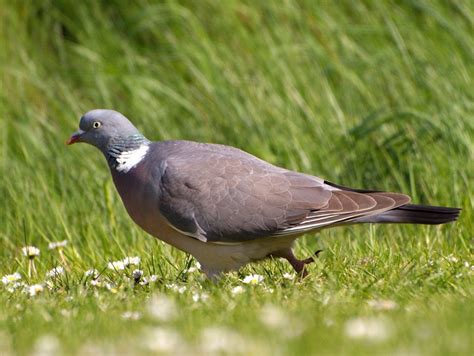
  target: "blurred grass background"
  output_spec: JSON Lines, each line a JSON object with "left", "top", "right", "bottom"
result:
{"left": 0, "top": 0, "right": 473, "bottom": 355}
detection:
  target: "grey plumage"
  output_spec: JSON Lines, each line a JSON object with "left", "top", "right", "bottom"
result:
{"left": 68, "top": 109, "right": 460, "bottom": 278}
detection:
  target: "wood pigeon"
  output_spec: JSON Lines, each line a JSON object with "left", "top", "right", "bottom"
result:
{"left": 67, "top": 109, "right": 460, "bottom": 278}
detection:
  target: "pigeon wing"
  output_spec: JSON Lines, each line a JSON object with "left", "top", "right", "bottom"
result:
{"left": 155, "top": 145, "right": 332, "bottom": 243}
{"left": 153, "top": 142, "right": 411, "bottom": 243}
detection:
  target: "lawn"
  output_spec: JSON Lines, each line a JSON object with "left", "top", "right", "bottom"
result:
{"left": 0, "top": 1, "right": 473, "bottom": 355}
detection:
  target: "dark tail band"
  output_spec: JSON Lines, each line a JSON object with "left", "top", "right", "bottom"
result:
{"left": 354, "top": 204, "right": 461, "bottom": 225}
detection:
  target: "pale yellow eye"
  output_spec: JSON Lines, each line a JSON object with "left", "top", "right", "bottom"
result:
{"left": 93, "top": 121, "right": 101, "bottom": 129}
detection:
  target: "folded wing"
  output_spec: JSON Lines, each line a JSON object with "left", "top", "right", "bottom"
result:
{"left": 155, "top": 142, "right": 410, "bottom": 243}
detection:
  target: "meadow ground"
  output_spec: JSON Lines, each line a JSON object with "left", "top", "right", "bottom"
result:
{"left": 0, "top": 1, "right": 473, "bottom": 355}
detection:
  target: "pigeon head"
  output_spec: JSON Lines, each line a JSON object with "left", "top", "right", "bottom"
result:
{"left": 67, "top": 109, "right": 143, "bottom": 152}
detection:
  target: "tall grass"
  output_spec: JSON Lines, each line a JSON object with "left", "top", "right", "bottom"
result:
{"left": 0, "top": 1, "right": 472, "bottom": 354}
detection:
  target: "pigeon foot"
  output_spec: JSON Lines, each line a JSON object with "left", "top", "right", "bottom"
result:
{"left": 270, "top": 248, "right": 322, "bottom": 278}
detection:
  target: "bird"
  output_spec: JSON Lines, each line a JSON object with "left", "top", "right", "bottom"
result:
{"left": 67, "top": 109, "right": 460, "bottom": 278}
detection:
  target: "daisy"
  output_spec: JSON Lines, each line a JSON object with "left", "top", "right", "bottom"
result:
{"left": 89, "top": 279, "right": 102, "bottom": 287}
{"left": 48, "top": 240, "right": 69, "bottom": 265}
{"left": 107, "top": 260, "right": 126, "bottom": 271}
{"left": 84, "top": 269, "right": 100, "bottom": 279}
{"left": 6, "top": 282, "right": 25, "bottom": 293}
{"left": 22, "top": 246, "right": 40, "bottom": 258}
{"left": 230, "top": 286, "right": 245, "bottom": 295}
{"left": 121, "top": 311, "right": 142, "bottom": 320}
{"left": 46, "top": 266, "right": 64, "bottom": 278}
{"left": 48, "top": 240, "right": 68, "bottom": 250}
{"left": 192, "top": 292, "right": 209, "bottom": 302}
{"left": 446, "top": 255, "right": 459, "bottom": 263}
{"left": 104, "top": 282, "right": 118, "bottom": 293}
{"left": 139, "top": 277, "right": 149, "bottom": 285}
{"left": 27, "top": 284, "right": 44, "bottom": 297}
{"left": 166, "top": 283, "right": 187, "bottom": 294}
{"left": 122, "top": 256, "right": 140, "bottom": 266}
{"left": 147, "top": 294, "right": 177, "bottom": 321}
{"left": 345, "top": 317, "right": 391, "bottom": 341}
{"left": 242, "top": 274, "right": 264, "bottom": 285}
{"left": 2, "top": 272, "right": 22, "bottom": 285}
{"left": 184, "top": 266, "right": 198, "bottom": 273}
{"left": 22, "top": 246, "right": 40, "bottom": 277}
{"left": 200, "top": 327, "right": 246, "bottom": 353}
{"left": 144, "top": 327, "right": 183, "bottom": 352}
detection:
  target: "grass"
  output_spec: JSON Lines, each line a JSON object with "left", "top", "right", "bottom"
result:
{"left": 0, "top": 0, "right": 473, "bottom": 354}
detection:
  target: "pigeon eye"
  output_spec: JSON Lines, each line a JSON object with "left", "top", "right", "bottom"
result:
{"left": 92, "top": 121, "right": 101, "bottom": 129}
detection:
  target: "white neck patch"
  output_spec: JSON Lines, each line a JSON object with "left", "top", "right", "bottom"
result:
{"left": 115, "top": 144, "right": 149, "bottom": 173}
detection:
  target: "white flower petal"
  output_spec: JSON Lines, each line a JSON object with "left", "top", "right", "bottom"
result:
{"left": 345, "top": 317, "right": 391, "bottom": 341}
{"left": 46, "top": 267, "right": 64, "bottom": 278}
{"left": 48, "top": 240, "right": 68, "bottom": 250}
{"left": 26, "top": 284, "right": 44, "bottom": 297}
{"left": 242, "top": 274, "right": 264, "bottom": 285}
{"left": 231, "top": 286, "right": 245, "bottom": 295}
{"left": 107, "top": 261, "right": 126, "bottom": 271}
{"left": 22, "top": 246, "right": 40, "bottom": 257}
{"left": 147, "top": 294, "right": 177, "bottom": 321}
{"left": 2, "top": 272, "right": 22, "bottom": 285}
{"left": 122, "top": 256, "right": 140, "bottom": 266}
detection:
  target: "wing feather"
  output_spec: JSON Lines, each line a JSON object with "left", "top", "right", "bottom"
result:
{"left": 152, "top": 141, "right": 411, "bottom": 243}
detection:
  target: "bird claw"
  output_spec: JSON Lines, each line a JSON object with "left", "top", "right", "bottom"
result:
{"left": 270, "top": 248, "right": 323, "bottom": 278}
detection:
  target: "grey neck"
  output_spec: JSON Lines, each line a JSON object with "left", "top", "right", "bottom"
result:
{"left": 105, "top": 134, "right": 150, "bottom": 169}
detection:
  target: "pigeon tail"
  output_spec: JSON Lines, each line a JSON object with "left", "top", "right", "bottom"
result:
{"left": 352, "top": 204, "right": 461, "bottom": 225}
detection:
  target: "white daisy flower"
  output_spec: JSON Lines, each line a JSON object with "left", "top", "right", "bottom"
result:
{"left": 89, "top": 279, "right": 102, "bottom": 287}
{"left": 200, "top": 327, "right": 246, "bottom": 353}
{"left": 282, "top": 272, "right": 296, "bottom": 280}
{"left": 147, "top": 294, "right": 177, "bottom": 321}
{"left": 104, "top": 282, "right": 118, "bottom": 293}
{"left": 46, "top": 266, "right": 64, "bottom": 278}
{"left": 84, "top": 269, "right": 100, "bottom": 279}
{"left": 144, "top": 327, "right": 183, "bottom": 353}
{"left": 149, "top": 275, "right": 159, "bottom": 282}
{"left": 6, "top": 281, "right": 25, "bottom": 293}
{"left": 345, "top": 317, "right": 391, "bottom": 341}
{"left": 259, "top": 304, "right": 304, "bottom": 338}
{"left": 2, "top": 272, "right": 22, "bottom": 285}
{"left": 166, "top": 283, "right": 187, "bottom": 294}
{"left": 45, "top": 280, "right": 55, "bottom": 290}
{"left": 139, "top": 277, "right": 149, "bottom": 285}
{"left": 259, "top": 304, "right": 289, "bottom": 328}
{"left": 122, "top": 256, "right": 140, "bottom": 266}
{"left": 48, "top": 240, "right": 68, "bottom": 250}
{"left": 22, "top": 246, "right": 40, "bottom": 258}
{"left": 231, "top": 286, "right": 245, "bottom": 295}
{"left": 264, "top": 286, "right": 274, "bottom": 293}
{"left": 242, "top": 274, "right": 264, "bottom": 285}
{"left": 192, "top": 292, "right": 209, "bottom": 302}
{"left": 107, "top": 260, "right": 126, "bottom": 271}
{"left": 27, "top": 284, "right": 44, "bottom": 297}
{"left": 446, "top": 255, "right": 459, "bottom": 263}
{"left": 121, "top": 311, "right": 142, "bottom": 320}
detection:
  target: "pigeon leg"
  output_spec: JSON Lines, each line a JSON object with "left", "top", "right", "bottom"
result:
{"left": 301, "top": 249, "right": 323, "bottom": 264}
{"left": 270, "top": 248, "right": 314, "bottom": 277}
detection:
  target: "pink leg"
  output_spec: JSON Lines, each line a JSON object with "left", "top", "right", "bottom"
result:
{"left": 270, "top": 249, "right": 322, "bottom": 278}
